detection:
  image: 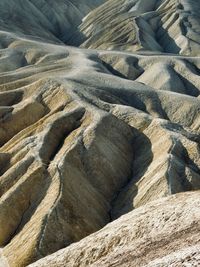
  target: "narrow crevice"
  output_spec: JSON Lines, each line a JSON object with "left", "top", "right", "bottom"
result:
{"left": 109, "top": 128, "right": 153, "bottom": 220}
{"left": 167, "top": 138, "right": 200, "bottom": 194}
{"left": 49, "top": 120, "right": 82, "bottom": 163}
{"left": 101, "top": 60, "right": 128, "bottom": 79}
{"left": 5, "top": 201, "right": 31, "bottom": 245}
{"left": 3, "top": 168, "right": 52, "bottom": 246}
{"left": 40, "top": 109, "right": 85, "bottom": 165}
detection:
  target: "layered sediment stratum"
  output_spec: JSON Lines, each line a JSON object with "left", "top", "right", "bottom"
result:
{"left": 78, "top": 0, "right": 200, "bottom": 55}
{"left": 0, "top": 0, "right": 199, "bottom": 266}
{"left": 29, "top": 191, "right": 200, "bottom": 267}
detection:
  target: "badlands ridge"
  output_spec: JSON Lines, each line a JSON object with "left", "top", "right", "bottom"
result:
{"left": 0, "top": 0, "right": 199, "bottom": 266}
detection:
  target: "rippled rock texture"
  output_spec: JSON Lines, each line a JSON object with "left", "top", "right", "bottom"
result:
{"left": 0, "top": 0, "right": 199, "bottom": 266}
{"left": 79, "top": 0, "right": 200, "bottom": 55}
{"left": 29, "top": 191, "right": 200, "bottom": 267}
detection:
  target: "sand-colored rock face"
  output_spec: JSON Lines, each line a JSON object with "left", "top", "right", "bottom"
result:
{"left": 29, "top": 191, "right": 200, "bottom": 267}
{"left": 0, "top": 0, "right": 199, "bottom": 266}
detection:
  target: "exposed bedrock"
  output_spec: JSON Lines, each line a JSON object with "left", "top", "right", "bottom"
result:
{"left": 0, "top": 0, "right": 106, "bottom": 45}
{"left": 0, "top": 43, "right": 199, "bottom": 265}
{"left": 78, "top": 0, "right": 200, "bottom": 55}
{"left": 29, "top": 191, "right": 200, "bottom": 267}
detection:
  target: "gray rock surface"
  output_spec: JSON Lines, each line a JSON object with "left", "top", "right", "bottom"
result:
{"left": 79, "top": 0, "right": 200, "bottom": 55}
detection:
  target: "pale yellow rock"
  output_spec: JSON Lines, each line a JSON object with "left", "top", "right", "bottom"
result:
{"left": 29, "top": 191, "right": 200, "bottom": 267}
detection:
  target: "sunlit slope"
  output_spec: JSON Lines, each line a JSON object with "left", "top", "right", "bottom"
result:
{"left": 78, "top": 0, "right": 200, "bottom": 55}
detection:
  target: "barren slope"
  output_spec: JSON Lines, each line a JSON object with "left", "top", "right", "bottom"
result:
{"left": 29, "top": 191, "right": 200, "bottom": 267}
{"left": 0, "top": 0, "right": 199, "bottom": 266}
{"left": 0, "top": 0, "right": 106, "bottom": 44}
{"left": 78, "top": 0, "right": 200, "bottom": 55}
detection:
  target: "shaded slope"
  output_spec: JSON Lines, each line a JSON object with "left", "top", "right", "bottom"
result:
{"left": 78, "top": 0, "right": 200, "bottom": 55}
{"left": 0, "top": 0, "right": 105, "bottom": 44}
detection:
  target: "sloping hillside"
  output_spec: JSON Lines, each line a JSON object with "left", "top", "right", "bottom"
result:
{"left": 0, "top": 0, "right": 199, "bottom": 266}
{"left": 78, "top": 0, "right": 200, "bottom": 55}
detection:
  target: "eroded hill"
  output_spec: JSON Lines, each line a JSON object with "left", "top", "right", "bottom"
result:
{"left": 0, "top": 0, "right": 199, "bottom": 266}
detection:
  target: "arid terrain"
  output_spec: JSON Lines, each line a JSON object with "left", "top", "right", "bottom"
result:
{"left": 0, "top": 0, "right": 199, "bottom": 266}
